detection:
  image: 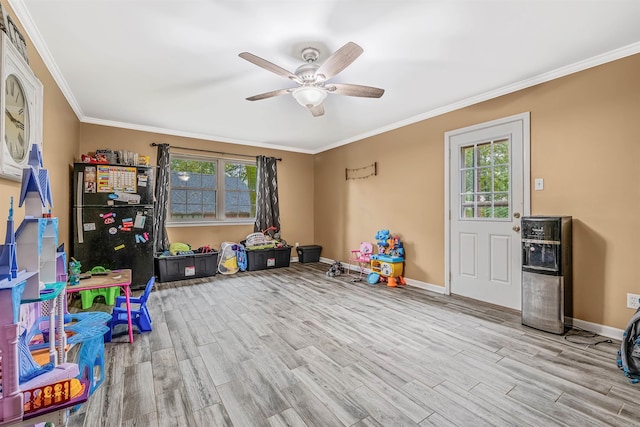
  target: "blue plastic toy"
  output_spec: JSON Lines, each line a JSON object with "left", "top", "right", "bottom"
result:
{"left": 367, "top": 272, "right": 380, "bottom": 285}
{"left": 110, "top": 276, "right": 155, "bottom": 335}
{"left": 374, "top": 229, "right": 391, "bottom": 253}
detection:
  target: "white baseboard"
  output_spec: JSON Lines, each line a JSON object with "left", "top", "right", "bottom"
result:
{"left": 403, "top": 278, "right": 445, "bottom": 294}
{"left": 320, "top": 258, "right": 444, "bottom": 293}
{"left": 318, "top": 259, "right": 622, "bottom": 339}
{"left": 569, "top": 317, "right": 624, "bottom": 340}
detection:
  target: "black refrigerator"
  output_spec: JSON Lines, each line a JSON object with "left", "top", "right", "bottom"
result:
{"left": 72, "top": 163, "right": 155, "bottom": 289}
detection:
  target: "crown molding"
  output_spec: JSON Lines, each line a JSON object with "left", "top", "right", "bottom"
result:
{"left": 314, "top": 41, "right": 640, "bottom": 154}
{"left": 10, "top": 0, "right": 640, "bottom": 155}
{"left": 82, "top": 116, "right": 315, "bottom": 154}
{"left": 9, "top": 0, "right": 84, "bottom": 120}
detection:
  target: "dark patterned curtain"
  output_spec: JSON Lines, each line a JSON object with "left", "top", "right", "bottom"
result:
{"left": 153, "top": 143, "right": 170, "bottom": 253}
{"left": 254, "top": 156, "right": 280, "bottom": 233}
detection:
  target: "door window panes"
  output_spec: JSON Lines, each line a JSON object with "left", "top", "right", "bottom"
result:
{"left": 459, "top": 138, "right": 510, "bottom": 220}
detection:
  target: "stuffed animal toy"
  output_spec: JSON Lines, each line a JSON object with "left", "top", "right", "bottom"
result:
{"left": 326, "top": 260, "right": 344, "bottom": 277}
{"left": 375, "top": 229, "right": 391, "bottom": 253}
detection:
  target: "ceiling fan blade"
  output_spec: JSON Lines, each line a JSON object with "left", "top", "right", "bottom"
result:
{"left": 246, "top": 88, "right": 292, "bottom": 101}
{"left": 316, "top": 42, "right": 363, "bottom": 80}
{"left": 239, "top": 52, "right": 298, "bottom": 81}
{"left": 328, "top": 83, "right": 385, "bottom": 98}
{"left": 309, "top": 104, "right": 325, "bottom": 117}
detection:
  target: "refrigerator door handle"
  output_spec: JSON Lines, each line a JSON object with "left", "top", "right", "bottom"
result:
{"left": 76, "top": 171, "right": 84, "bottom": 244}
{"left": 76, "top": 207, "right": 84, "bottom": 244}
{"left": 76, "top": 171, "right": 84, "bottom": 206}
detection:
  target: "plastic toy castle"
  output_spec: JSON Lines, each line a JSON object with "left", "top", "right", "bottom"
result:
{"left": 0, "top": 144, "right": 87, "bottom": 426}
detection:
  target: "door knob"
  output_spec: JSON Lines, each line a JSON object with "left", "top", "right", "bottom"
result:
{"left": 513, "top": 212, "right": 521, "bottom": 218}
{"left": 513, "top": 225, "right": 521, "bottom": 232}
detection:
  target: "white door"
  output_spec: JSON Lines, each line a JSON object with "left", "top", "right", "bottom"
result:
{"left": 445, "top": 113, "right": 530, "bottom": 310}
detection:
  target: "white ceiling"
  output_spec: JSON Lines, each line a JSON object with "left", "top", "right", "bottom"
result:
{"left": 11, "top": 0, "right": 640, "bottom": 154}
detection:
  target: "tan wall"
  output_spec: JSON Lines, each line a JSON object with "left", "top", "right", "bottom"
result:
{"left": 79, "top": 124, "right": 315, "bottom": 252}
{"left": 315, "top": 53, "right": 640, "bottom": 330}
{"left": 0, "top": 1, "right": 80, "bottom": 250}
{"left": 5, "top": 0, "right": 638, "bottom": 330}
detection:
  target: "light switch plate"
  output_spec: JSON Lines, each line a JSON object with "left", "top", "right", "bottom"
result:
{"left": 534, "top": 178, "right": 544, "bottom": 191}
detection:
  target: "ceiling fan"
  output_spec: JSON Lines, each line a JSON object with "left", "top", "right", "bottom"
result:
{"left": 239, "top": 42, "right": 384, "bottom": 117}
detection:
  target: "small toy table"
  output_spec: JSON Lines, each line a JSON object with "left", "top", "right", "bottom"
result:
{"left": 66, "top": 269, "right": 134, "bottom": 343}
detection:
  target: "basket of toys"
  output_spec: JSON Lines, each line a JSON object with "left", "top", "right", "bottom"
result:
{"left": 245, "top": 232, "right": 269, "bottom": 247}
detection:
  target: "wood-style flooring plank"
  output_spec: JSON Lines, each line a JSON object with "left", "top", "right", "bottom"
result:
{"left": 557, "top": 391, "right": 632, "bottom": 427}
{"left": 169, "top": 327, "right": 201, "bottom": 361}
{"left": 198, "top": 341, "right": 238, "bottom": 386}
{"left": 279, "top": 381, "right": 347, "bottom": 427}
{"left": 418, "top": 412, "right": 458, "bottom": 427}
{"left": 434, "top": 380, "right": 533, "bottom": 427}
{"left": 163, "top": 308, "right": 188, "bottom": 331}
{"left": 185, "top": 317, "right": 217, "bottom": 346}
{"left": 347, "top": 385, "right": 419, "bottom": 427}
{"left": 469, "top": 382, "right": 564, "bottom": 427}
{"left": 147, "top": 321, "right": 173, "bottom": 353}
{"left": 237, "top": 357, "right": 291, "bottom": 417}
{"left": 351, "top": 416, "right": 386, "bottom": 427}
{"left": 345, "top": 363, "right": 432, "bottom": 423}
{"left": 122, "top": 361, "right": 156, "bottom": 421}
{"left": 507, "top": 383, "right": 608, "bottom": 427}
{"left": 291, "top": 363, "right": 367, "bottom": 426}
{"left": 68, "top": 263, "right": 633, "bottom": 427}
{"left": 121, "top": 412, "right": 159, "bottom": 427}
{"left": 402, "top": 379, "right": 493, "bottom": 427}
{"left": 217, "top": 379, "right": 271, "bottom": 427}
{"left": 178, "top": 356, "right": 222, "bottom": 411}
{"left": 151, "top": 348, "right": 183, "bottom": 396}
{"left": 191, "top": 404, "right": 234, "bottom": 427}
{"left": 154, "top": 387, "right": 192, "bottom": 424}
{"left": 259, "top": 333, "right": 307, "bottom": 369}
{"left": 267, "top": 407, "right": 308, "bottom": 427}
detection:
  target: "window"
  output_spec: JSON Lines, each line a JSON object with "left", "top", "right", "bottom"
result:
{"left": 459, "top": 138, "right": 510, "bottom": 219}
{"left": 169, "top": 155, "right": 257, "bottom": 224}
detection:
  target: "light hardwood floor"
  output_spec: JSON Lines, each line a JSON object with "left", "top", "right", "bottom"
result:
{"left": 67, "top": 263, "right": 640, "bottom": 426}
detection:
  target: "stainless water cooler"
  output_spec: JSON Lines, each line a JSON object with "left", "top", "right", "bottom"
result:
{"left": 521, "top": 216, "right": 572, "bottom": 334}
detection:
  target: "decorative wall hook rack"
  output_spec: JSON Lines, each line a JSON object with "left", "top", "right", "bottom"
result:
{"left": 346, "top": 162, "right": 377, "bottom": 180}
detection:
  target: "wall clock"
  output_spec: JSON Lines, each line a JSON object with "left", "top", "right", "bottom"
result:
{"left": 0, "top": 31, "right": 42, "bottom": 181}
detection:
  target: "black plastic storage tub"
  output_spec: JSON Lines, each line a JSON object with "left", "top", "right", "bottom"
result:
{"left": 245, "top": 246, "right": 292, "bottom": 271}
{"left": 296, "top": 245, "right": 322, "bottom": 263}
{"left": 154, "top": 251, "right": 218, "bottom": 282}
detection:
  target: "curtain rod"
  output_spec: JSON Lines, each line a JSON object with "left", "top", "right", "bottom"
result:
{"left": 150, "top": 143, "right": 282, "bottom": 161}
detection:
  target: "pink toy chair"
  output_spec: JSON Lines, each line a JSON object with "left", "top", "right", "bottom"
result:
{"left": 348, "top": 242, "right": 374, "bottom": 281}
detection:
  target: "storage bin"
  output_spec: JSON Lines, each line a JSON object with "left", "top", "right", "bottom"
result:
{"left": 246, "top": 246, "right": 292, "bottom": 271}
{"left": 296, "top": 245, "right": 322, "bottom": 263}
{"left": 154, "top": 251, "right": 218, "bottom": 282}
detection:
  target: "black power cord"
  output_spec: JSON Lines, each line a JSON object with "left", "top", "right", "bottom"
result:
{"left": 564, "top": 327, "right": 613, "bottom": 346}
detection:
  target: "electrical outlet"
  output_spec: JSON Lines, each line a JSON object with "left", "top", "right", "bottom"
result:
{"left": 627, "top": 293, "right": 640, "bottom": 309}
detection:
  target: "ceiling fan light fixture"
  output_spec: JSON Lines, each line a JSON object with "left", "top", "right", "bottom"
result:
{"left": 240, "top": 42, "right": 383, "bottom": 116}
{"left": 292, "top": 86, "right": 327, "bottom": 108}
